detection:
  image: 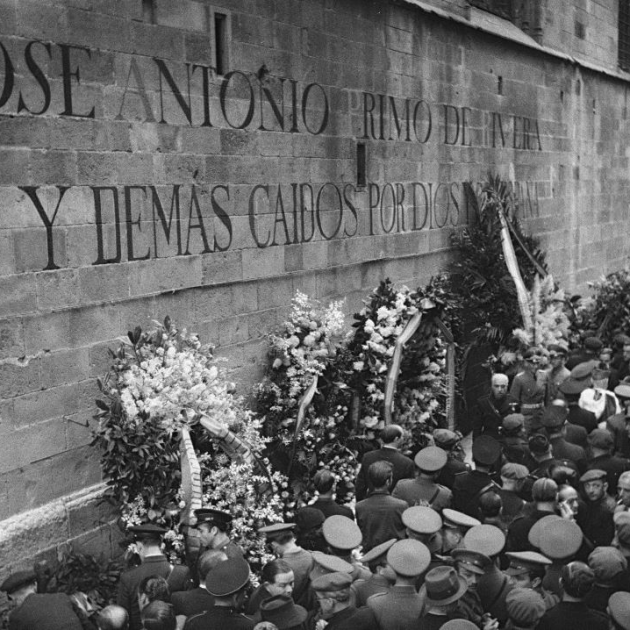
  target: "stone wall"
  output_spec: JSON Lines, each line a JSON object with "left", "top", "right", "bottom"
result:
{"left": 1, "top": 0, "right": 630, "bottom": 579}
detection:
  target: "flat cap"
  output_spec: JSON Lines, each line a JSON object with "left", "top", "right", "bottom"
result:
{"left": 536, "top": 518, "right": 583, "bottom": 560}
{"left": 541, "top": 405, "right": 567, "bottom": 429}
{"left": 311, "top": 552, "right": 354, "bottom": 574}
{"left": 580, "top": 468, "right": 607, "bottom": 483}
{"left": 311, "top": 571, "right": 353, "bottom": 592}
{"left": 414, "top": 446, "right": 447, "bottom": 472}
{"left": 0, "top": 570, "right": 36, "bottom": 593}
{"left": 464, "top": 524, "right": 505, "bottom": 557}
{"left": 587, "top": 428, "right": 614, "bottom": 451}
{"left": 194, "top": 508, "right": 232, "bottom": 527}
{"left": 322, "top": 515, "right": 362, "bottom": 550}
{"left": 442, "top": 509, "right": 480, "bottom": 530}
{"left": 570, "top": 360, "right": 598, "bottom": 380}
{"left": 584, "top": 337, "right": 603, "bottom": 351}
{"left": 501, "top": 463, "right": 529, "bottom": 480}
{"left": 609, "top": 591, "right": 630, "bottom": 630}
{"left": 615, "top": 384, "right": 630, "bottom": 400}
{"left": 451, "top": 548, "right": 491, "bottom": 574}
{"left": 386, "top": 539, "right": 431, "bottom": 577}
{"left": 205, "top": 556, "right": 250, "bottom": 596}
{"left": 402, "top": 506, "right": 442, "bottom": 535}
{"left": 440, "top": 621, "right": 478, "bottom": 630}
{"left": 505, "top": 588, "right": 546, "bottom": 626}
{"left": 558, "top": 377, "right": 588, "bottom": 395}
{"left": 588, "top": 546, "right": 627, "bottom": 582}
{"left": 505, "top": 551, "right": 552, "bottom": 576}
{"left": 128, "top": 523, "right": 167, "bottom": 537}
{"left": 472, "top": 435, "right": 501, "bottom": 466}
{"left": 360, "top": 539, "right": 397, "bottom": 565}
{"left": 433, "top": 429, "right": 461, "bottom": 448}
{"left": 294, "top": 507, "right": 325, "bottom": 532}
{"left": 503, "top": 414, "right": 525, "bottom": 432}
{"left": 258, "top": 523, "right": 296, "bottom": 537}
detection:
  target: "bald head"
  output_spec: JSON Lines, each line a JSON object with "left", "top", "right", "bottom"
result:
{"left": 96, "top": 605, "right": 128, "bottom": 630}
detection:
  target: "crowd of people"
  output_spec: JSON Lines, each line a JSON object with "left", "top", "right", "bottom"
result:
{"left": 4, "top": 336, "right": 630, "bottom": 629}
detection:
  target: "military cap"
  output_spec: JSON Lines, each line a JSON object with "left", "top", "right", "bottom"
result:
{"left": 571, "top": 360, "right": 598, "bottom": 380}
{"left": 558, "top": 377, "right": 588, "bottom": 395}
{"left": 501, "top": 462, "right": 529, "bottom": 480}
{"left": 451, "top": 548, "right": 491, "bottom": 574}
{"left": 580, "top": 468, "right": 607, "bottom": 484}
{"left": 386, "top": 539, "right": 431, "bottom": 577}
{"left": 433, "top": 429, "right": 461, "bottom": 449}
{"left": 360, "top": 539, "right": 397, "bottom": 565}
{"left": 205, "top": 556, "right": 250, "bottom": 596}
{"left": 414, "top": 446, "right": 447, "bottom": 472}
{"left": 322, "top": 515, "right": 362, "bottom": 550}
{"left": 548, "top": 344, "right": 567, "bottom": 356}
{"left": 294, "top": 507, "right": 325, "bottom": 532}
{"left": 194, "top": 508, "right": 232, "bottom": 527}
{"left": 420, "top": 566, "right": 468, "bottom": 607}
{"left": 260, "top": 595, "right": 308, "bottom": 629}
{"left": 528, "top": 514, "right": 563, "bottom": 549}
{"left": 528, "top": 433, "right": 550, "bottom": 454}
{"left": 615, "top": 384, "right": 630, "bottom": 400}
{"left": 442, "top": 509, "right": 480, "bottom": 530}
{"left": 588, "top": 546, "right": 627, "bottom": 582}
{"left": 536, "top": 518, "right": 583, "bottom": 560}
{"left": 402, "top": 506, "right": 442, "bottom": 535}
{"left": 464, "top": 524, "right": 505, "bottom": 558}
{"left": 440, "top": 621, "right": 478, "bottom": 630}
{"left": 311, "top": 571, "right": 353, "bottom": 592}
{"left": 584, "top": 337, "right": 603, "bottom": 351}
{"left": 310, "top": 552, "right": 354, "bottom": 575}
{"left": 541, "top": 405, "right": 568, "bottom": 429}
{"left": 505, "top": 588, "right": 546, "bottom": 626}
{"left": 505, "top": 551, "right": 552, "bottom": 576}
{"left": 0, "top": 570, "right": 37, "bottom": 594}
{"left": 588, "top": 428, "right": 614, "bottom": 451}
{"left": 609, "top": 591, "right": 630, "bottom": 630}
{"left": 258, "top": 523, "right": 296, "bottom": 537}
{"left": 471, "top": 435, "right": 501, "bottom": 466}
{"left": 127, "top": 523, "right": 167, "bottom": 537}
{"left": 502, "top": 413, "right": 525, "bottom": 432}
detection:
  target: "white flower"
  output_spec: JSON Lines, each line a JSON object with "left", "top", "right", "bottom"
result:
{"left": 353, "top": 361, "right": 364, "bottom": 371}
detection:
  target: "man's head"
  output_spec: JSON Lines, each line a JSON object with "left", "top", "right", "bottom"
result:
{"left": 313, "top": 469, "right": 336, "bottom": 496}
{"left": 587, "top": 428, "right": 614, "bottom": 456}
{"left": 491, "top": 373, "right": 509, "bottom": 399}
{"left": 557, "top": 484, "right": 580, "bottom": 519}
{"left": 96, "top": 605, "right": 129, "bottom": 630}
{"left": 532, "top": 478, "right": 558, "bottom": 504}
{"left": 258, "top": 524, "right": 296, "bottom": 556}
{"left": 618, "top": 471, "right": 630, "bottom": 508}
{"left": 368, "top": 460, "right": 393, "bottom": 491}
{"left": 560, "top": 562, "right": 595, "bottom": 600}
{"left": 260, "top": 559, "right": 294, "bottom": 598}
{"left": 505, "top": 552, "right": 550, "bottom": 590}
{"left": 623, "top": 343, "right": 630, "bottom": 362}
{"left": 380, "top": 424, "right": 405, "bottom": 447}
{"left": 479, "top": 492, "right": 502, "bottom": 520}
{"left": 137, "top": 576, "right": 170, "bottom": 612}
{"left": 198, "top": 549, "right": 228, "bottom": 584}
{"left": 505, "top": 588, "right": 546, "bottom": 630}
{"left": 128, "top": 524, "right": 166, "bottom": 559}
{"left": 0, "top": 570, "right": 38, "bottom": 607}
{"left": 580, "top": 469, "right": 608, "bottom": 503}
{"left": 205, "top": 556, "right": 251, "bottom": 610}
{"left": 140, "top": 601, "right": 176, "bottom": 630}
{"left": 549, "top": 345, "right": 567, "bottom": 369}
{"left": 500, "top": 463, "right": 528, "bottom": 492}
{"left": 194, "top": 509, "right": 232, "bottom": 549}
{"left": 311, "top": 572, "right": 353, "bottom": 619}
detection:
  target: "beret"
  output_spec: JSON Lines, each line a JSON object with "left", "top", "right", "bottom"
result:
{"left": 311, "top": 552, "right": 354, "bottom": 574}
{"left": 472, "top": 435, "right": 501, "bottom": 466}
{"left": 294, "top": 507, "right": 325, "bottom": 532}
{"left": 609, "top": 591, "right": 630, "bottom": 630}
{"left": 502, "top": 414, "right": 525, "bottom": 432}
{"left": 128, "top": 523, "right": 167, "bottom": 536}
{"left": 311, "top": 571, "right": 353, "bottom": 592}
{"left": 584, "top": 337, "right": 603, "bottom": 351}
{"left": 322, "top": 515, "right": 362, "bottom": 550}
{"left": 0, "top": 570, "right": 37, "bottom": 593}
{"left": 386, "top": 539, "right": 431, "bottom": 577}
{"left": 205, "top": 557, "right": 250, "bottom": 596}
{"left": 414, "top": 446, "right": 447, "bottom": 472}
{"left": 505, "top": 551, "right": 551, "bottom": 575}
{"left": 442, "top": 509, "right": 480, "bottom": 529}
{"left": 433, "top": 429, "right": 461, "bottom": 448}
{"left": 536, "top": 518, "right": 583, "bottom": 560}
{"left": 501, "top": 463, "right": 529, "bottom": 480}
{"left": 505, "top": 588, "right": 546, "bottom": 626}
{"left": 451, "top": 548, "right": 491, "bottom": 574}
{"left": 541, "top": 405, "right": 568, "bottom": 429}
{"left": 580, "top": 468, "right": 607, "bottom": 483}
{"left": 402, "top": 506, "right": 442, "bottom": 535}
{"left": 570, "top": 360, "right": 598, "bottom": 380}
{"left": 194, "top": 508, "right": 232, "bottom": 526}
{"left": 558, "top": 377, "right": 588, "bottom": 395}
{"left": 587, "top": 429, "right": 614, "bottom": 451}
{"left": 360, "top": 539, "right": 396, "bottom": 565}
{"left": 588, "top": 546, "right": 627, "bottom": 582}
{"left": 615, "top": 384, "right": 630, "bottom": 400}
{"left": 258, "top": 523, "right": 296, "bottom": 536}
{"left": 463, "top": 524, "right": 505, "bottom": 557}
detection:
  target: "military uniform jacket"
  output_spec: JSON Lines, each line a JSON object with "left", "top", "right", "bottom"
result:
{"left": 184, "top": 606, "right": 254, "bottom": 630}
{"left": 171, "top": 586, "right": 215, "bottom": 617}
{"left": 477, "top": 565, "right": 514, "bottom": 623}
{"left": 117, "top": 554, "right": 192, "bottom": 630}
{"left": 355, "top": 448, "right": 415, "bottom": 501}
{"left": 367, "top": 585, "right": 425, "bottom": 630}
{"left": 436, "top": 456, "right": 469, "bottom": 489}
{"left": 351, "top": 574, "right": 391, "bottom": 608}
{"left": 8, "top": 593, "right": 84, "bottom": 630}
{"left": 355, "top": 491, "right": 408, "bottom": 551}
{"left": 392, "top": 476, "right": 452, "bottom": 512}
{"left": 452, "top": 470, "right": 498, "bottom": 519}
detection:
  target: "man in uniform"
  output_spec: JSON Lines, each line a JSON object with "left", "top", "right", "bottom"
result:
{"left": 392, "top": 446, "right": 452, "bottom": 512}
{"left": 566, "top": 336, "right": 603, "bottom": 371}
{"left": 195, "top": 508, "right": 243, "bottom": 559}
{"left": 184, "top": 556, "right": 254, "bottom": 630}
{"left": 441, "top": 509, "right": 480, "bottom": 554}
{"left": 117, "top": 524, "right": 192, "bottom": 630}
{"left": 352, "top": 539, "right": 395, "bottom": 607}
{"left": 510, "top": 351, "right": 546, "bottom": 434}
{"left": 0, "top": 570, "right": 86, "bottom": 630}
{"left": 505, "top": 551, "right": 558, "bottom": 610}
{"left": 542, "top": 405, "right": 587, "bottom": 472}
{"left": 453, "top": 435, "right": 501, "bottom": 519}
{"left": 500, "top": 414, "right": 532, "bottom": 467}
{"left": 559, "top": 367, "right": 598, "bottom": 434}
{"left": 434, "top": 429, "right": 470, "bottom": 489}
{"left": 473, "top": 373, "right": 515, "bottom": 440}
{"left": 322, "top": 515, "right": 371, "bottom": 580}
{"left": 545, "top": 345, "right": 571, "bottom": 405}
{"left": 402, "top": 506, "right": 443, "bottom": 560}
{"left": 367, "top": 539, "right": 430, "bottom": 630}
{"left": 586, "top": 428, "right": 630, "bottom": 493}
{"left": 450, "top": 548, "right": 494, "bottom": 627}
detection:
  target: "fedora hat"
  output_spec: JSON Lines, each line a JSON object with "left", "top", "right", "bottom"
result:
{"left": 260, "top": 595, "right": 307, "bottom": 630}
{"left": 420, "top": 565, "right": 467, "bottom": 607}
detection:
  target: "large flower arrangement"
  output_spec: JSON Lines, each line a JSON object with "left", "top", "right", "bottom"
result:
{"left": 93, "top": 318, "right": 285, "bottom": 566}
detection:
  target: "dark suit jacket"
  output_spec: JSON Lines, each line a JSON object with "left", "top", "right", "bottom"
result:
{"left": 355, "top": 490, "right": 407, "bottom": 551}
{"left": 8, "top": 593, "right": 84, "bottom": 630}
{"left": 355, "top": 448, "right": 415, "bottom": 501}
{"left": 171, "top": 587, "right": 215, "bottom": 617}
{"left": 310, "top": 497, "right": 354, "bottom": 520}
